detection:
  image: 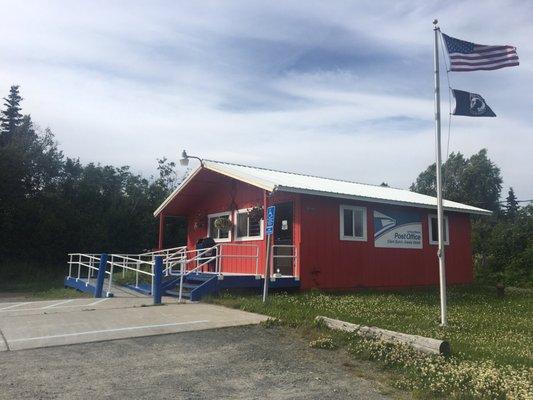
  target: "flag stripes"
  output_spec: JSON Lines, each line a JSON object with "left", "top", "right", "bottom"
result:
{"left": 442, "top": 33, "right": 519, "bottom": 72}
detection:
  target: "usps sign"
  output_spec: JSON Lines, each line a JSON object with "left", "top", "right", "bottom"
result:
{"left": 373, "top": 209, "right": 422, "bottom": 249}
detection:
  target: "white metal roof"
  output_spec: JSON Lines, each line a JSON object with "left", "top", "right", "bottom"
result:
{"left": 154, "top": 159, "right": 492, "bottom": 216}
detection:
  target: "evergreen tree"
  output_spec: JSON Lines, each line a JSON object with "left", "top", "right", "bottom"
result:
{"left": 410, "top": 150, "right": 502, "bottom": 212}
{"left": 0, "top": 85, "right": 23, "bottom": 146}
{"left": 505, "top": 187, "right": 519, "bottom": 220}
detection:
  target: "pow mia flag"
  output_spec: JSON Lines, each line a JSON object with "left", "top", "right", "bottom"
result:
{"left": 452, "top": 89, "right": 496, "bottom": 117}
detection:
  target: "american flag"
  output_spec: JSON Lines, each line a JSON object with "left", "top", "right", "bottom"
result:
{"left": 442, "top": 33, "right": 519, "bottom": 72}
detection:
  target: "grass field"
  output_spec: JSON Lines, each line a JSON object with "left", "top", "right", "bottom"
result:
{"left": 211, "top": 285, "right": 532, "bottom": 399}
{"left": 0, "top": 262, "right": 88, "bottom": 300}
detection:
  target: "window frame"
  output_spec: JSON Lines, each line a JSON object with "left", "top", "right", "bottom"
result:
{"left": 339, "top": 205, "right": 367, "bottom": 242}
{"left": 233, "top": 208, "right": 264, "bottom": 242}
{"left": 428, "top": 214, "right": 450, "bottom": 245}
{"left": 207, "top": 211, "right": 232, "bottom": 243}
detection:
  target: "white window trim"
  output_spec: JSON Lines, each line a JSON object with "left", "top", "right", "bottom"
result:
{"left": 207, "top": 211, "right": 232, "bottom": 243}
{"left": 428, "top": 214, "right": 450, "bottom": 245}
{"left": 233, "top": 208, "right": 264, "bottom": 241}
{"left": 340, "top": 205, "right": 367, "bottom": 241}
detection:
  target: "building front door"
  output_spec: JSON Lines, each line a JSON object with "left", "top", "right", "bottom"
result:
{"left": 273, "top": 202, "right": 294, "bottom": 276}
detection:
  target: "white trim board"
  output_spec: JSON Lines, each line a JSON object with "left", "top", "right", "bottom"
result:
{"left": 207, "top": 211, "right": 232, "bottom": 243}
{"left": 154, "top": 160, "right": 492, "bottom": 217}
{"left": 339, "top": 205, "right": 367, "bottom": 242}
{"left": 428, "top": 214, "right": 450, "bottom": 245}
{"left": 233, "top": 208, "right": 264, "bottom": 242}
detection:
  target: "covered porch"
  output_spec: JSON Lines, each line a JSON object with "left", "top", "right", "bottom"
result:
{"left": 154, "top": 166, "right": 302, "bottom": 287}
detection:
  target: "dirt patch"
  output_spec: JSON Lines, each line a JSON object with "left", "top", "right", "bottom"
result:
{"left": 0, "top": 289, "right": 89, "bottom": 302}
{"left": 0, "top": 292, "right": 34, "bottom": 301}
{"left": 0, "top": 325, "right": 404, "bottom": 400}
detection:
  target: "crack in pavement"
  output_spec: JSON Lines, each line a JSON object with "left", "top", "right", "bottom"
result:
{"left": 0, "top": 328, "right": 10, "bottom": 351}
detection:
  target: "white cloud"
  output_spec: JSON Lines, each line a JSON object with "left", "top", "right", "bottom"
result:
{"left": 0, "top": 0, "right": 531, "bottom": 200}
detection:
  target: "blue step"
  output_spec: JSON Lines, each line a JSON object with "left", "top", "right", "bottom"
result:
{"left": 125, "top": 282, "right": 152, "bottom": 295}
{"left": 161, "top": 276, "right": 181, "bottom": 292}
{"left": 119, "top": 274, "right": 300, "bottom": 302}
{"left": 182, "top": 282, "right": 201, "bottom": 290}
{"left": 163, "top": 273, "right": 219, "bottom": 301}
{"left": 165, "top": 289, "right": 191, "bottom": 298}
{"left": 186, "top": 274, "right": 215, "bottom": 282}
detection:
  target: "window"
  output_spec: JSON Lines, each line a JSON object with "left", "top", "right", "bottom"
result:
{"left": 207, "top": 212, "right": 232, "bottom": 242}
{"left": 234, "top": 209, "right": 263, "bottom": 241}
{"left": 340, "top": 205, "right": 367, "bottom": 241}
{"left": 428, "top": 215, "right": 449, "bottom": 245}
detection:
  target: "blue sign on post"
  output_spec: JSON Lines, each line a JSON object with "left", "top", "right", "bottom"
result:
{"left": 265, "top": 206, "right": 276, "bottom": 235}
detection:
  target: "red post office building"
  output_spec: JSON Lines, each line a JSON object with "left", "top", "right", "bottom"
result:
{"left": 154, "top": 160, "right": 490, "bottom": 291}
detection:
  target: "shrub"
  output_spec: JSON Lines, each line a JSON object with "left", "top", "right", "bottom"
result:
{"left": 309, "top": 336, "right": 337, "bottom": 350}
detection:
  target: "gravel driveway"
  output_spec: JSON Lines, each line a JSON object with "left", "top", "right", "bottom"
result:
{"left": 0, "top": 325, "right": 399, "bottom": 400}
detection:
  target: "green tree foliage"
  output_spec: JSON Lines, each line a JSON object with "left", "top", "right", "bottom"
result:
{"left": 474, "top": 205, "right": 533, "bottom": 286}
{"left": 410, "top": 150, "right": 502, "bottom": 212}
{"left": 0, "top": 87, "right": 181, "bottom": 268}
{"left": 0, "top": 85, "right": 24, "bottom": 146}
{"left": 412, "top": 151, "right": 531, "bottom": 287}
{"left": 505, "top": 187, "right": 519, "bottom": 221}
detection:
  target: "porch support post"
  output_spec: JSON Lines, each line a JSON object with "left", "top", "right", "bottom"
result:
{"left": 94, "top": 253, "right": 108, "bottom": 298}
{"left": 153, "top": 256, "right": 163, "bottom": 305}
{"left": 158, "top": 213, "right": 165, "bottom": 250}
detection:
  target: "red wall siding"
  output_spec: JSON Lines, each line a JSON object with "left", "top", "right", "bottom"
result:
{"left": 159, "top": 169, "right": 473, "bottom": 290}
{"left": 166, "top": 170, "right": 301, "bottom": 275}
{"left": 185, "top": 177, "right": 265, "bottom": 274}
{"left": 298, "top": 195, "right": 473, "bottom": 290}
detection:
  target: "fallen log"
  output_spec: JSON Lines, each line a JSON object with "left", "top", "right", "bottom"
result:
{"left": 315, "top": 316, "right": 451, "bottom": 356}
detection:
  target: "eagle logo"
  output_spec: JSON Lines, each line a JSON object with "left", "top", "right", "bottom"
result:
{"left": 469, "top": 93, "right": 487, "bottom": 116}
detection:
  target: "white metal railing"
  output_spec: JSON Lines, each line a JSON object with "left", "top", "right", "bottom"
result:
{"left": 164, "top": 243, "right": 260, "bottom": 301}
{"left": 67, "top": 243, "right": 300, "bottom": 300}
{"left": 104, "top": 246, "right": 188, "bottom": 292}
{"left": 139, "top": 246, "right": 187, "bottom": 260}
{"left": 106, "top": 253, "right": 156, "bottom": 294}
{"left": 67, "top": 253, "right": 113, "bottom": 295}
{"left": 175, "top": 246, "right": 219, "bottom": 301}
{"left": 216, "top": 243, "right": 260, "bottom": 275}
{"left": 68, "top": 252, "right": 158, "bottom": 295}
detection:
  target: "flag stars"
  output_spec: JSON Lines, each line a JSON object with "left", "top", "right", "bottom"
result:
{"left": 442, "top": 32, "right": 519, "bottom": 71}
{"left": 443, "top": 34, "right": 475, "bottom": 54}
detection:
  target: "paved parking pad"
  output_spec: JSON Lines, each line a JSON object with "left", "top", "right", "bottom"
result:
{"left": 0, "top": 297, "right": 169, "bottom": 317}
{"left": 0, "top": 298, "right": 267, "bottom": 351}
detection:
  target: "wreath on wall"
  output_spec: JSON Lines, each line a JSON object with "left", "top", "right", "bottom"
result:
{"left": 214, "top": 216, "right": 233, "bottom": 231}
{"left": 247, "top": 205, "right": 264, "bottom": 224}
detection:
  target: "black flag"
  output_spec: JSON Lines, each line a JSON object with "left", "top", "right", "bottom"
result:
{"left": 452, "top": 89, "right": 496, "bottom": 117}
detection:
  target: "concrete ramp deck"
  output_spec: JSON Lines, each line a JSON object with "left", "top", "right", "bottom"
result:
{"left": 0, "top": 298, "right": 267, "bottom": 351}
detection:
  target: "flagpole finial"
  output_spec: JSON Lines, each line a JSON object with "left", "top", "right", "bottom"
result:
{"left": 433, "top": 19, "right": 438, "bottom": 27}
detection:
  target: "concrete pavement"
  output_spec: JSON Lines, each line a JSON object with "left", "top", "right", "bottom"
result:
{"left": 0, "top": 298, "right": 267, "bottom": 351}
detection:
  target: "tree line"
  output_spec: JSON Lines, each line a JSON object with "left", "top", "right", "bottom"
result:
{"left": 0, "top": 86, "right": 181, "bottom": 272}
{"left": 1, "top": 86, "right": 531, "bottom": 286}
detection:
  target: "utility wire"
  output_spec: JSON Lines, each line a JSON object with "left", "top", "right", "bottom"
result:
{"left": 499, "top": 199, "right": 533, "bottom": 204}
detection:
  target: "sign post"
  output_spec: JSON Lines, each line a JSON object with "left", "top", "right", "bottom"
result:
{"left": 262, "top": 205, "right": 276, "bottom": 302}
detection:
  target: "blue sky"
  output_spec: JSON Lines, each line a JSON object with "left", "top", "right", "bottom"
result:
{"left": 1, "top": 0, "right": 531, "bottom": 200}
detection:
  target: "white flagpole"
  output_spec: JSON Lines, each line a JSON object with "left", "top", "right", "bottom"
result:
{"left": 433, "top": 19, "right": 447, "bottom": 326}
